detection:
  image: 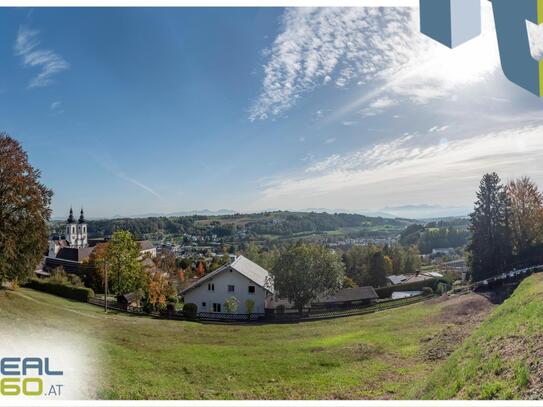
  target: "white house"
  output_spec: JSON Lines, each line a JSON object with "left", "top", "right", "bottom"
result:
{"left": 180, "top": 255, "right": 273, "bottom": 315}
{"left": 138, "top": 240, "right": 157, "bottom": 258}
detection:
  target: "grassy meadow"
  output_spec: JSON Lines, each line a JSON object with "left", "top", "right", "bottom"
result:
{"left": 0, "top": 286, "right": 475, "bottom": 400}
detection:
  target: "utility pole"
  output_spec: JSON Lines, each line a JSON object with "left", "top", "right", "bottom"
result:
{"left": 104, "top": 261, "right": 108, "bottom": 314}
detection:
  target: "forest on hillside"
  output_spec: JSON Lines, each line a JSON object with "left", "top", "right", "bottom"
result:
{"left": 49, "top": 211, "right": 414, "bottom": 241}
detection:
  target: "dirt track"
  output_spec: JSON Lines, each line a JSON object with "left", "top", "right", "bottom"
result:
{"left": 420, "top": 292, "right": 496, "bottom": 361}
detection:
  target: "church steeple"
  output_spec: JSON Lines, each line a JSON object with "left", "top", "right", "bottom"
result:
{"left": 78, "top": 208, "right": 86, "bottom": 224}
{"left": 67, "top": 207, "right": 75, "bottom": 224}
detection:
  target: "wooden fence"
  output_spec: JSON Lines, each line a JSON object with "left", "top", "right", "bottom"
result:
{"left": 267, "top": 294, "right": 431, "bottom": 322}
{"left": 88, "top": 297, "right": 157, "bottom": 316}
{"left": 86, "top": 292, "right": 433, "bottom": 323}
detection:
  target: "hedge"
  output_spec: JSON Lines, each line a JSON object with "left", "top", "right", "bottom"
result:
{"left": 24, "top": 279, "right": 94, "bottom": 302}
{"left": 375, "top": 278, "right": 440, "bottom": 299}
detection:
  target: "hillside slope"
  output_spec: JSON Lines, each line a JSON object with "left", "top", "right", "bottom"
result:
{"left": 0, "top": 287, "right": 489, "bottom": 400}
{"left": 414, "top": 273, "right": 543, "bottom": 400}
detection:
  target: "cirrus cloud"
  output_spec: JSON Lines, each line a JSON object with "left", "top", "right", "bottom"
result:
{"left": 250, "top": 5, "right": 500, "bottom": 122}
{"left": 14, "top": 26, "right": 70, "bottom": 89}
{"left": 251, "top": 124, "right": 543, "bottom": 211}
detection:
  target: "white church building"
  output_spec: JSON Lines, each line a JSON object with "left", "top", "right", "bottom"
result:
{"left": 48, "top": 207, "right": 89, "bottom": 257}
{"left": 45, "top": 207, "right": 155, "bottom": 276}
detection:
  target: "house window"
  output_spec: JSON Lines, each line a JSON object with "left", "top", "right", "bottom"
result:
{"left": 228, "top": 285, "right": 235, "bottom": 292}
{"left": 248, "top": 285, "right": 255, "bottom": 294}
{"left": 202, "top": 302, "right": 206, "bottom": 307}
{"left": 208, "top": 283, "right": 214, "bottom": 291}
{"left": 212, "top": 303, "right": 221, "bottom": 312}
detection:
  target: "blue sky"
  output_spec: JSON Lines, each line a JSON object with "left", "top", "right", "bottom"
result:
{"left": 2, "top": 6, "right": 543, "bottom": 219}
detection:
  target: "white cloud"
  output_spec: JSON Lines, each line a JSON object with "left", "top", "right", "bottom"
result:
{"left": 361, "top": 96, "right": 399, "bottom": 116}
{"left": 324, "top": 137, "right": 336, "bottom": 144}
{"left": 50, "top": 100, "right": 64, "bottom": 114}
{"left": 249, "top": 8, "right": 415, "bottom": 120}
{"left": 14, "top": 26, "right": 69, "bottom": 89}
{"left": 369, "top": 96, "right": 398, "bottom": 109}
{"left": 429, "top": 125, "right": 450, "bottom": 133}
{"left": 251, "top": 124, "right": 543, "bottom": 211}
{"left": 251, "top": 5, "right": 500, "bottom": 121}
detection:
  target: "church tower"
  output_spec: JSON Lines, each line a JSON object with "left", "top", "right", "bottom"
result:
{"left": 66, "top": 207, "right": 77, "bottom": 247}
{"left": 65, "top": 207, "right": 88, "bottom": 248}
{"left": 76, "top": 208, "right": 88, "bottom": 248}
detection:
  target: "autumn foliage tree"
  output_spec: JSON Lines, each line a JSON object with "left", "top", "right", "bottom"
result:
{"left": 0, "top": 133, "right": 53, "bottom": 285}
{"left": 507, "top": 176, "right": 543, "bottom": 255}
{"left": 195, "top": 260, "right": 206, "bottom": 277}
{"left": 147, "top": 271, "right": 175, "bottom": 311}
{"left": 86, "top": 242, "right": 109, "bottom": 292}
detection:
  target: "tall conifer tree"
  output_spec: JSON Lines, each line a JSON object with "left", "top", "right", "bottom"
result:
{"left": 468, "top": 173, "right": 512, "bottom": 281}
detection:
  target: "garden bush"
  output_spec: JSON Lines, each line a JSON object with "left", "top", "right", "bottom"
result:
{"left": 422, "top": 286, "right": 434, "bottom": 296}
{"left": 24, "top": 279, "right": 94, "bottom": 302}
{"left": 183, "top": 303, "right": 198, "bottom": 319}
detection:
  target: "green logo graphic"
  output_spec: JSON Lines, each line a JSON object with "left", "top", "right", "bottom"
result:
{"left": 0, "top": 357, "right": 64, "bottom": 397}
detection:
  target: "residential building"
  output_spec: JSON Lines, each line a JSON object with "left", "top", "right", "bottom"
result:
{"left": 180, "top": 255, "right": 273, "bottom": 315}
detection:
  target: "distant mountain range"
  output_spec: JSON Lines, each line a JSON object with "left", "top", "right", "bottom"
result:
{"left": 51, "top": 205, "right": 469, "bottom": 222}
{"left": 383, "top": 204, "right": 470, "bottom": 219}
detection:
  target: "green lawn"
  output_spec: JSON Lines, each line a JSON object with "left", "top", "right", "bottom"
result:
{"left": 0, "top": 287, "right": 484, "bottom": 400}
{"left": 414, "top": 273, "right": 543, "bottom": 400}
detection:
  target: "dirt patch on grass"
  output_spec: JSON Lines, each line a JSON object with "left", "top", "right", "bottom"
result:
{"left": 309, "top": 342, "right": 381, "bottom": 362}
{"left": 437, "top": 294, "right": 495, "bottom": 325}
{"left": 421, "top": 293, "right": 495, "bottom": 361}
{"left": 491, "top": 333, "right": 543, "bottom": 399}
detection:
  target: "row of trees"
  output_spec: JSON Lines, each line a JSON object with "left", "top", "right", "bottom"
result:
{"left": 245, "top": 242, "right": 421, "bottom": 290}
{"left": 468, "top": 173, "right": 543, "bottom": 281}
{"left": 87, "top": 230, "right": 176, "bottom": 311}
{"left": 241, "top": 241, "right": 424, "bottom": 313}
{"left": 343, "top": 244, "right": 421, "bottom": 288}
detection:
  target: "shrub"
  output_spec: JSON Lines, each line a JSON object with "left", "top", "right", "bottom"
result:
{"left": 422, "top": 286, "right": 434, "bottom": 296}
{"left": 183, "top": 303, "right": 198, "bottom": 319}
{"left": 67, "top": 274, "right": 84, "bottom": 288}
{"left": 437, "top": 282, "right": 450, "bottom": 295}
{"left": 223, "top": 296, "right": 240, "bottom": 313}
{"left": 24, "top": 279, "right": 94, "bottom": 302}
{"left": 49, "top": 266, "right": 68, "bottom": 284}
{"left": 166, "top": 302, "right": 176, "bottom": 316}
{"left": 142, "top": 300, "right": 154, "bottom": 314}
{"left": 245, "top": 299, "right": 255, "bottom": 315}
{"left": 167, "top": 295, "right": 179, "bottom": 304}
